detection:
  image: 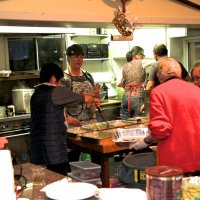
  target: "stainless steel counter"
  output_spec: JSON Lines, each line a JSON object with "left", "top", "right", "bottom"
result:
{"left": 0, "top": 114, "right": 31, "bottom": 122}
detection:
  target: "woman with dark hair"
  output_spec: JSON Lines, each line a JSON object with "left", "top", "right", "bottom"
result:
{"left": 62, "top": 44, "right": 100, "bottom": 126}
{"left": 117, "top": 46, "right": 145, "bottom": 120}
{"left": 30, "top": 63, "right": 99, "bottom": 175}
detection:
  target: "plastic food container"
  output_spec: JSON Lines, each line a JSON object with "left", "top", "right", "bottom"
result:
{"left": 145, "top": 166, "right": 183, "bottom": 200}
{"left": 67, "top": 172, "right": 101, "bottom": 185}
{"left": 112, "top": 127, "right": 149, "bottom": 147}
{"left": 69, "top": 161, "right": 101, "bottom": 182}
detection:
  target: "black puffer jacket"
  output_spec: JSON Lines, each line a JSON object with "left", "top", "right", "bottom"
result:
{"left": 30, "top": 85, "right": 67, "bottom": 165}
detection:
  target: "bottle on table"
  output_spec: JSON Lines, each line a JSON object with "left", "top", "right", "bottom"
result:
{"left": 102, "top": 83, "right": 108, "bottom": 100}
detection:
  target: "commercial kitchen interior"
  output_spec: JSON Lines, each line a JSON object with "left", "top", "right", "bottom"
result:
{"left": 0, "top": 0, "right": 200, "bottom": 197}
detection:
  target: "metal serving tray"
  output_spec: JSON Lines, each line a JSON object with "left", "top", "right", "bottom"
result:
{"left": 81, "top": 120, "right": 134, "bottom": 131}
{"left": 80, "top": 131, "right": 112, "bottom": 144}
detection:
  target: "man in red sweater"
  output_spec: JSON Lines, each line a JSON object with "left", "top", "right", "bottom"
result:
{"left": 130, "top": 57, "right": 200, "bottom": 175}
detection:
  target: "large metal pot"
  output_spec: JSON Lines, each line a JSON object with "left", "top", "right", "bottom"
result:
{"left": 12, "top": 89, "right": 35, "bottom": 114}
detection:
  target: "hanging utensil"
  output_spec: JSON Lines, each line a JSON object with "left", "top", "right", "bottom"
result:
{"left": 96, "top": 106, "right": 109, "bottom": 128}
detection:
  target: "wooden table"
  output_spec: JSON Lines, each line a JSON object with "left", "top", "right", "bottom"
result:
{"left": 14, "top": 163, "right": 65, "bottom": 199}
{"left": 67, "top": 123, "right": 147, "bottom": 188}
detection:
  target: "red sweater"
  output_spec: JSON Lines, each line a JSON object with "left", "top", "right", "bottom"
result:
{"left": 148, "top": 79, "right": 200, "bottom": 173}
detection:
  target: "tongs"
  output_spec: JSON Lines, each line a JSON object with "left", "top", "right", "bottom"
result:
{"left": 96, "top": 106, "right": 109, "bottom": 128}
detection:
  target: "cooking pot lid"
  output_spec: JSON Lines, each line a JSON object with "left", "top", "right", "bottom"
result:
{"left": 145, "top": 166, "right": 183, "bottom": 177}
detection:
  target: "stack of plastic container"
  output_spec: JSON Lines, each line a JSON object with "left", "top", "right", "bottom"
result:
{"left": 68, "top": 161, "right": 101, "bottom": 185}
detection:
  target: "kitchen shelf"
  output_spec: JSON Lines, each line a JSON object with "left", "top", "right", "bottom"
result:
{"left": 0, "top": 74, "right": 39, "bottom": 81}
{"left": 70, "top": 34, "right": 108, "bottom": 39}
{"left": 113, "top": 57, "right": 126, "bottom": 60}
{"left": 84, "top": 58, "right": 109, "bottom": 61}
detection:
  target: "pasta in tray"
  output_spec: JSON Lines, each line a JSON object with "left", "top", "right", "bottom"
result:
{"left": 182, "top": 177, "right": 200, "bottom": 200}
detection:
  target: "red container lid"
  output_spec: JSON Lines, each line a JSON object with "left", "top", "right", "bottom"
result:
{"left": 145, "top": 166, "right": 183, "bottom": 177}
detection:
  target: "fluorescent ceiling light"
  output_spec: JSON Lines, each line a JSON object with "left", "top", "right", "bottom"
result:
{"left": 0, "top": 26, "right": 69, "bottom": 33}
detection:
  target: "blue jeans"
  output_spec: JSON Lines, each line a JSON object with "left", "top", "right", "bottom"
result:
{"left": 121, "top": 95, "right": 143, "bottom": 120}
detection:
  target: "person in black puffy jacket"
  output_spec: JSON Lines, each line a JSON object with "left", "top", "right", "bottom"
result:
{"left": 30, "top": 63, "right": 99, "bottom": 175}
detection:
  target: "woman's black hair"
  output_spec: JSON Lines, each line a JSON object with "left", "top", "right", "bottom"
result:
{"left": 40, "top": 63, "right": 64, "bottom": 83}
{"left": 126, "top": 51, "right": 133, "bottom": 62}
{"left": 130, "top": 46, "right": 144, "bottom": 57}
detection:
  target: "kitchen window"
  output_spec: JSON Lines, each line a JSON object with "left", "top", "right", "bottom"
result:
{"left": 188, "top": 41, "right": 200, "bottom": 71}
{"left": 7, "top": 34, "right": 66, "bottom": 73}
{"left": 8, "top": 38, "right": 37, "bottom": 72}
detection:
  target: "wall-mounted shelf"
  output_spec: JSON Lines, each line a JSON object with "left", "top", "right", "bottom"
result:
{"left": 0, "top": 74, "right": 39, "bottom": 81}
{"left": 113, "top": 57, "right": 126, "bottom": 60}
{"left": 70, "top": 34, "right": 108, "bottom": 39}
{"left": 84, "top": 58, "right": 109, "bottom": 61}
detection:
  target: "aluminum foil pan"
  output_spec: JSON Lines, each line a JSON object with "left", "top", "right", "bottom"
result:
{"left": 112, "top": 127, "right": 149, "bottom": 147}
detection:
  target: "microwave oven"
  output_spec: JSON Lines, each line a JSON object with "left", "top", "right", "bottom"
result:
{"left": 79, "top": 44, "right": 109, "bottom": 59}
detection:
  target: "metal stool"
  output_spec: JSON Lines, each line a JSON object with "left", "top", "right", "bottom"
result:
{"left": 123, "top": 152, "right": 156, "bottom": 183}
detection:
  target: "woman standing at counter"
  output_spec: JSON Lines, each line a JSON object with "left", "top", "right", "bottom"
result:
{"left": 62, "top": 44, "right": 100, "bottom": 126}
{"left": 117, "top": 46, "right": 145, "bottom": 120}
{"left": 130, "top": 57, "right": 200, "bottom": 175}
{"left": 62, "top": 44, "right": 100, "bottom": 163}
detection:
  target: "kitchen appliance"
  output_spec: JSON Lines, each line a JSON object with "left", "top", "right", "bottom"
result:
{"left": 0, "top": 114, "right": 31, "bottom": 163}
{"left": 79, "top": 44, "right": 88, "bottom": 58}
{"left": 100, "top": 44, "right": 109, "bottom": 58}
{"left": 70, "top": 44, "right": 108, "bottom": 59}
{"left": 0, "top": 106, "right": 6, "bottom": 118}
{"left": 87, "top": 44, "right": 101, "bottom": 58}
{"left": 12, "top": 89, "right": 34, "bottom": 114}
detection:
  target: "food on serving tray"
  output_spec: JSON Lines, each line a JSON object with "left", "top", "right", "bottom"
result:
{"left": 182, "top": 176, "right": 200, "bottom": 200}
{"left": 113, "top": 127, "right": 149, "bottom": 144}
{"left": 109, "top": 120, "right": 133, "bottom": 127}
{"left": 67, "top": 127, "right": 88, "bottom": 135}
{"left": 81, "top": 120, "right": 135, "bottom": 131}
{"left": 81, "top": 122, "right": 114, "bottom": 131}
{"left": 122, "top": 136, "right": 137, "bottom": 142}
{"left": 81, "top": 131, "right": 111, "bottom": 139}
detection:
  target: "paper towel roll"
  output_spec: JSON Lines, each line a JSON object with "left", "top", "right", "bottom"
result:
{"left": 0, "top": 150, "right": 16, "bottom": 200}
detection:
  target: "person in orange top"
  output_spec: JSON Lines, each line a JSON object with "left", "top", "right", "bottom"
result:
{"left": 130, "top": 57, "right": 200, "bottom": 175}
{"left": 191, "top": 61, "right": 200, "bottom": 88}
{"left": 0, "top": 137, "right": 8, "bottom": 149}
